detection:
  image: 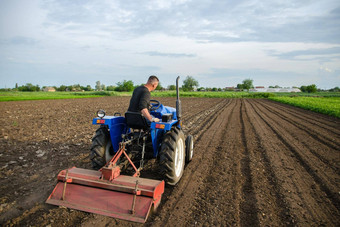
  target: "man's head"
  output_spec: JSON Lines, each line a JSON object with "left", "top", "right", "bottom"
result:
{"left": 146, "top": 75, "right": 159, "bottom": 91}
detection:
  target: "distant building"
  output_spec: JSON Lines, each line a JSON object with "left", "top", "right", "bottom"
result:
{"left": 250, "top": 87, "right": 301, "bottom": 93}
{"left": 43, "top": 87, "right": 56, "bottom": 92}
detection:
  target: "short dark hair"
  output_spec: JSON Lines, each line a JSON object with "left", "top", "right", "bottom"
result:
{"left": 147, "top": 75, "right": 159, "bottom": 84}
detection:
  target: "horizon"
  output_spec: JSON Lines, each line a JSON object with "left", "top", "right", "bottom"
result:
{"left": 2, "top": 81, "right": 337, "bottom": 91}
{"left": 0, "top": 76, "right": 337, "bottom": 90}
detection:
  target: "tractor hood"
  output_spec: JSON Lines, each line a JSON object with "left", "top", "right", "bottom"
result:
{"left": 150, "top": 104, "right": 177, "bottom": 120}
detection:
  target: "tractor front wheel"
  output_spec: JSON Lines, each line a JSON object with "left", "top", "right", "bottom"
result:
{"left": 159, "top": 127, "right": 185, "bottom": 186}
{"left": 90, "top": 126, "right": 113, "bottom": 169}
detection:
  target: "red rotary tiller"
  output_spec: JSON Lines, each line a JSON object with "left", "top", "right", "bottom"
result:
{"left": 46, "top": 142, "right": 164, "bottom": 223}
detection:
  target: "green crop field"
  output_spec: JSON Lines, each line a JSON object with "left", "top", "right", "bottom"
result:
{"left": 0, "top": 91, "right": 276, "bottom": 102}
{"left": 269, "top": 96, "right": 340, "bottom": 118}
{"left": 2, "top": 90, "right": 339, "bottom": 102}
{"left": 273, "top": 92, "right": 340, "bottom": 97}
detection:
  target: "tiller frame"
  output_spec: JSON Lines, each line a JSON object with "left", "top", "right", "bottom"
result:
{"left": 46, "top": 141, "right": 165, "bottom": 223}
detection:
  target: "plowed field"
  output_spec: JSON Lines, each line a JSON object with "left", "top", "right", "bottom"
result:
{"left": 1, "top": 97, "right": 339, "bottom": 226}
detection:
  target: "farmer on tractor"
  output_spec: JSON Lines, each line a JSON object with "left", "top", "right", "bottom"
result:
{"left": 127, "top": 75, "right": 160, "bottom": 123}
{"left": 46, "top": 76, "right": 194, "bottom": 223}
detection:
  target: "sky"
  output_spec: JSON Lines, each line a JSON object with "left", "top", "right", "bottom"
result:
{"left": 0, "top": 0, "right": 339, "bottom": 89}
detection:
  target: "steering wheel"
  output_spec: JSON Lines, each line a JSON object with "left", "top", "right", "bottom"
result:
{"left": 150, "top": 99, "right": 161, "bottom": 111}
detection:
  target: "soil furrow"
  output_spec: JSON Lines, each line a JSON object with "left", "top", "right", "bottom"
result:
{"left": 183, "top": 99, "right": 230, "bottom": 140}
{"left": 254, "top": 99, "right": 340, "bottom": 150}
{"left": 250, "top": 100, "right": 340, "bottom": 198}
{"left": 181, "top": 98, "right": 223, "bottom": 123}
{"left": 253, "top": 100, "right": 340, "bottom": 173}
{"left": 149, "top": 99, "right": 238, "bottom": 226}
{"left": 248, "top": 100, "right": 340, "bottom": 223}
{"left": 185, "top": 99, "right": 243, "bottom": 226}
{"left": 239, "top": 100, "right": 260, "bottom": 226}
{"left": 243, "top": 99, "right": 295, "bottom": 226}
{"left": 264, "top": 99, "right": 340, "bottom": 134}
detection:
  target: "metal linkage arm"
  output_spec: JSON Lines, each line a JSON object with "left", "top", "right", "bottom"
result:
{"left": 100, "top": 142, "right": 140, "bottom": 181}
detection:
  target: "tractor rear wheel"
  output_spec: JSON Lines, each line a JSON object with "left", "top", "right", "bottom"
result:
{"left": 90, "top": 126, "right": 113, "bottom": 169}
{"left": 159, "top": 127, "right": 185, "bottom": 186}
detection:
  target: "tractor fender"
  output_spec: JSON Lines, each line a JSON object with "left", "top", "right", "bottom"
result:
{"left": 150, "top": 120, "right": 179, "bottom": 157}
{"left": 92, "top": 116, "right": 127, "bottom": 152}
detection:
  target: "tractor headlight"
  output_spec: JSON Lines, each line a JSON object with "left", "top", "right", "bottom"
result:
{"left": 97, "top": 109, "right": 106, "bottom": 118}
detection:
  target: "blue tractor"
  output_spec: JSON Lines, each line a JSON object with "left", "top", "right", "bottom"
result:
{"left": 90, "top": 76, "right": 194, "bottom": 185}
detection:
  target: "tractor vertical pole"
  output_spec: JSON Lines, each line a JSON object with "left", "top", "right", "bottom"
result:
{"left": 176, "top": 76, "right": 181, "bottom": 121}
{"left": 130, "top": 180, "right": 139, "bottom": 215}
{"left": 62, "top": 169, "right": 69, "bottom": 200}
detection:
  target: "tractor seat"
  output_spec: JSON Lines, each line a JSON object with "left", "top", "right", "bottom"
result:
{"left": 125, "top": 111, "right": 149, "bottom": 130}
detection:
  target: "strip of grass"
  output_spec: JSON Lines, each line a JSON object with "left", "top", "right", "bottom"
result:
{"left": 0, "top": 91, "right": 277, "bottom": 101}
{"left": 1, "top": 90, "right": 339, "bottom": 101}
{"left": 0, "top": 91, "right": 131, "bottom": 102}
{"left": 269, "top": 96, "right": 340, "bottom": 118}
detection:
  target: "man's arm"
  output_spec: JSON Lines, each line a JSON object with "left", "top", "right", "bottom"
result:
{"left": 141, "top": 108, "right": 160, "bottom": 122}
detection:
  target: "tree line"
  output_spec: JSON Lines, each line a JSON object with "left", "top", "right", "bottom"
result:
{"left": 3, "top": 76, "right": 200, "bottom": 92}
{"left": 2, "top": 77, "right": 339, "bottom": 93}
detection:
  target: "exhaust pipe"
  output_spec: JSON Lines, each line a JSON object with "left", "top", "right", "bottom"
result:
{"left": 176, "top": 76, "right": 181, "bottom": 121}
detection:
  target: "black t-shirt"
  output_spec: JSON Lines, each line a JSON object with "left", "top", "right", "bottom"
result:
{"left": 128, "top": 86, "right": 150, "bottom": 112}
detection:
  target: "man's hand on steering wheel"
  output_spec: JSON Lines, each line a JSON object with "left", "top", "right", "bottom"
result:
{"left": 151, "top": 117, "right": 160, "bottom": 122}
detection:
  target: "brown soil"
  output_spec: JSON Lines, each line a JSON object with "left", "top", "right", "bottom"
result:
{"left": 0, "top": 97, "right": 339, "bottom": 226}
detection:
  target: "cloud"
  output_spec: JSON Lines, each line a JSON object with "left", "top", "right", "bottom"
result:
{"left": 319, "top": 66, "right": 333, "bottom": 73}
{"left": 141, "top": 51, "right": 196, "bottom": 58}
{"left": 37, "top": 0, "right": 340, "bottom": 43}
{"left": 200, "top": 67, "right": 313, "bottom": 87}
{"left": 268, "top": 46, "right": 340, "bottom": 62}
{"left": 6, "top": 36, "right": 39, "bottom": 45}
